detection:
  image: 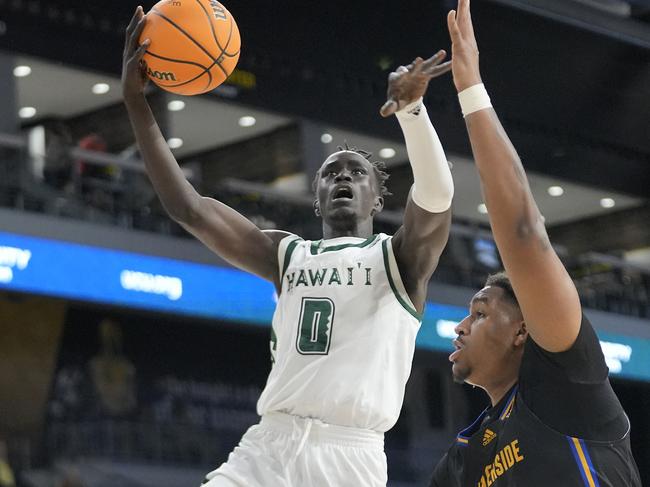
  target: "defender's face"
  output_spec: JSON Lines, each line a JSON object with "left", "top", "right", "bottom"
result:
{"left": 449, "top": 286, "right": 521, "bottom": 387}
{"left": 315, "top": 151, "right": 382, "bottom": 222}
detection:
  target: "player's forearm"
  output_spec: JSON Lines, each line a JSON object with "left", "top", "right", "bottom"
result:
{"left": 464, "top": 108, "right": 546, "bottom": 248}
{"left": 396, "top": 99, "right": 454, "bottom": 213}
{"left": 124, "top": 94, "right": 201, "bottom": 223}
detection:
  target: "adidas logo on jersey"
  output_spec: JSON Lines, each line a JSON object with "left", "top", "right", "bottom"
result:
{"left": 482, "top": 428, "right": 497, "bottom": 446}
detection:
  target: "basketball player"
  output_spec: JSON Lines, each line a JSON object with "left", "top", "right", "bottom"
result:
{"left": 123, "top": 6, "right": 455, "bottom": 486}
{"left": 430, "top": 1, "right": 642, "bottom": 485}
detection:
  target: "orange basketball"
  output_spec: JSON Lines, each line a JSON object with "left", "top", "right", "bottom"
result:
{"left": 139, "top": 0, "right": 241, "bottom": 96}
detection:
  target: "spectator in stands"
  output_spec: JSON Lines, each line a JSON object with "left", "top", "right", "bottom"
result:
{"left": 43, "top": 121, "right": 73, "bottom": 191}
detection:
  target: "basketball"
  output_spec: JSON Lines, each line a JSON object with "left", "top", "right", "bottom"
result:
{"left": 139, "top": 0, "right": 241, "bottom": 96}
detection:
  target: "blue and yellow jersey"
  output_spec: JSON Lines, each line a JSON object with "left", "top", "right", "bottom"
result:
{"left": 431, "top": 317, "right": 641, "bottom": 486}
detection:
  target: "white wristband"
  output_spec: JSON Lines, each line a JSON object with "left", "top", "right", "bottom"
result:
{"left": 458, "top": 83, "right": 492, "bottom": 117}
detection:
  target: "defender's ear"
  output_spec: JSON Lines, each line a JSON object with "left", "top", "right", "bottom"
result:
{"left": 314, "top": 200, "right": 321, "bottom": 217}
{"left": 514, "top": 322, "right": 527, "bottom": 347}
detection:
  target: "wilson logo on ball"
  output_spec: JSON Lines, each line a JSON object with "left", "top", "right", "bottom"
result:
{"left": 209, "top": 0, "right": 228, "bottom": 21}
{"left": 147, "top": 67, "right": 177, "bottom": 82}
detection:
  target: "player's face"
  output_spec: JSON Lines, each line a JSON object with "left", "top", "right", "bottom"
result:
{"left": 450, "top": 286, "right": 523, "bottom": 387}
{"left": 315, "top": 151, "right": 382, "bottom": 223}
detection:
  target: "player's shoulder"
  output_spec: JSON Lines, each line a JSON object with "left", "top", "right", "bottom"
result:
{"left": 262, "top": 229, "right": 301, "bottom": 245}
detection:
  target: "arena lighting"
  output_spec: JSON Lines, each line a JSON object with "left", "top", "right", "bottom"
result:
{"left": 320, "top": 133, "right": 333, "bottom": 144}
{"left": 167, "top": 100, "right": 186, "bottom": 111}
{"left": 167, "top": 137, "right": 183, "bottom": 149}
{"left": 378, "top": 148, "right": 396, "bottom": 159}
{"left": 547, "top": 185, "right": 564, "bottom": 196}
{"left": 13, "top": 65, "right": 32, "bottom": 77}
{"left": 238, "top": 116, "right": 256, "bottom": 127}
{"left": 91, "top": 83, "right": 110, "bottom": 95}
{"left": 477, "top": 203, "right": 488, "bottom": 214}
{"left": 600, "top": 197, "right": 616, "bottom": 208}
{"left": 18, "top": 107, "right": 36, "bottom": 119}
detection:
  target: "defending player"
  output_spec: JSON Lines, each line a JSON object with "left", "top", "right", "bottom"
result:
{"left": 123, "top": 6, "right": 454, "bottom": 486}
{"left": 430, "top": 1, "right": 642, "bottom": 485}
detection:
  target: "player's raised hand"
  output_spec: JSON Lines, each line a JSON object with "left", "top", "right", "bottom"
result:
{"left": 380, "top": 50, "right": 451, "bottom": 117}
{"left": 447, "top": 0, "right": 482, "bottom": 92}
{"left": 122, "top": 6, "right": 151, "bottom": 100}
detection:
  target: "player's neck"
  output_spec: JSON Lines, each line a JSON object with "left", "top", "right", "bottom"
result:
{"left": 322, "top": 219, "right": 374, "bottom": 239}
{"left": 485, "top": 375, "right": 518, "bottom": 407}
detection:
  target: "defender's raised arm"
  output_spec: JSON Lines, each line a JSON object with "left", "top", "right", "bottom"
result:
{"left": 447, "top": 0, "right": 581, "bottom": 352}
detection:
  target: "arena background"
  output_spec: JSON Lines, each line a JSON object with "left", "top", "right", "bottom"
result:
{"left": 0, "top": 0, "right": 649, "bottom": 485}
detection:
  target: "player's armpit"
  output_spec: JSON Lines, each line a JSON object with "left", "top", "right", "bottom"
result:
{"left": 179, "top": 196, "right": 282, "bottom": 285}
{"left": 392, "top": 195, "right": 451, "bottom": 312}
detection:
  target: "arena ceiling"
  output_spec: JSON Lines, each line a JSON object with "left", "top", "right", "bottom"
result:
{"left": 0, "top": 0, "right": 648, "bottom": 241}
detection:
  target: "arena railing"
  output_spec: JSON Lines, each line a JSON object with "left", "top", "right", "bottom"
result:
{"left": 0, "top": 133, "right": 648, "bottom": 318}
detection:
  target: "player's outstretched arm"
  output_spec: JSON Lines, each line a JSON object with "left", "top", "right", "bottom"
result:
{"left": 121, "top": 7, "right": 283, "bottom": 285}
{"left": 447, "top": 0, "right": 581, "bottom": 352}
{"left": 380, "top": 54, "right": 454, "bottom": 313}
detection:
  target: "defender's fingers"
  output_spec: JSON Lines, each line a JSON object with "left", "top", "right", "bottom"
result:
{"left": 447, "top": 10, "right": 462, "bottom": 42}
{"left": 458, "top": 0, "right": 475, "bottom": 38}
{"left": 380, "top": 99, "right": 398, "bottom": 118}
{"left": 457, "top": 0, "right": 469, "bottom": 24}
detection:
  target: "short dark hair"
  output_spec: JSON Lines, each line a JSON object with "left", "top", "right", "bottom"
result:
{"left": 312, "top": 143, "right": 392, "bottom": 197}
{"left": 485, "top": 271, "right": 520, "bottom": 308}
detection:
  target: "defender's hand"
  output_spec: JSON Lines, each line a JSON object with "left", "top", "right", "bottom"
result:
{"left": 122, "top": 6, "right": 151, "bottom": 101}
{"left": 380, "top": 50, "right": 451, "bottom": 118}
{"left": 447, "top": 0, "right": 482, "bottom": 92}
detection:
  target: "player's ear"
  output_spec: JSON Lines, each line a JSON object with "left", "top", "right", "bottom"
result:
{"left": 371, "top": 196, "right": 384, "bottom": 216}
{"left": 314, "top": 200, "right": 321, "bottom": 217}
{"left": 514, "top": 322, "right": 527, "bottom": 347}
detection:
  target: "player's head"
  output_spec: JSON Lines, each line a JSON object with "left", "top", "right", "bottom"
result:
{"left": 450, "top": 271, "right": 528, "bottom": 388}
{"left": 312, "top": 145, "right": 390, "bottom": 229}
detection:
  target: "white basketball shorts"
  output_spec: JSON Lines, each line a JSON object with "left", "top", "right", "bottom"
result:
{"left": 201, "top": 412, "right": 387, "bottom": 487}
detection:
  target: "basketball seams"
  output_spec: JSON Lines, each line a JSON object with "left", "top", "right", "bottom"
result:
{"left": 151, "top": 7, "right": 230, "bottom": 83}
{"left": 146, "top": 49, "right": 210, "bottom": 71}
{"left": 144, "top": 50, "right": 214, "bottom": 91}
{"left": 144, "top": 2, "right": 240, "bottom": 94}
{"left": 151, "top": 8, "right": 220, "bottom": 65}
{"left": 194, "top": 0, "right": 239, "bottom": 58}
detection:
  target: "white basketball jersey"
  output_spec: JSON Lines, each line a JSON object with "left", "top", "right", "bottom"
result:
{"left": 256, "top": 233, "right": 422, "bottom": 432}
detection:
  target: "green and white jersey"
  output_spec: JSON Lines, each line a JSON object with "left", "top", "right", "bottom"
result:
{"left": 257, "top": 233, "right": 422, "bottom": 432}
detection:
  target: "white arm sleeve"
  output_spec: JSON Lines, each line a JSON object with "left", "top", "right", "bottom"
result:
{"left": 395, "top": 98, "right": 454, "bottom": 213}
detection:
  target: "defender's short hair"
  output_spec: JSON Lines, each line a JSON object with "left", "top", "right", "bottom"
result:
{"left": 485, "top": 271, "right": 520, "bottom": 308}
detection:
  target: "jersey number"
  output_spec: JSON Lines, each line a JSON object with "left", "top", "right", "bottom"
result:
{"left": 296, "top": 297, "right": 335, "bottom": 355}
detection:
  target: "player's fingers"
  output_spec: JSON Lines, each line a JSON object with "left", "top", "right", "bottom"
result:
{"left": 124, "top": 8, "right": 142, "bottom": 53}
{"left": 396, "top": 65, "right": 409, "bottom": 74}
{"left": 130, "top": 39, "right": 150, "bottom": 66}
{"left": 126, "top": 14, "right": 147, "bottom": 54}
{"left": 425, "top": 60, "right": 452, "bottom": 77}
{"left": 410, "top": 57, "right": 424, "bottom": 73}
{"left": 126, "top": 6, "right": 142, "bottom": 35}
{"left": 380, "top": 99, "right": 398, "bottom": 118}
{"left": 422, "top": 50, "right": 447, "bottom": 69}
